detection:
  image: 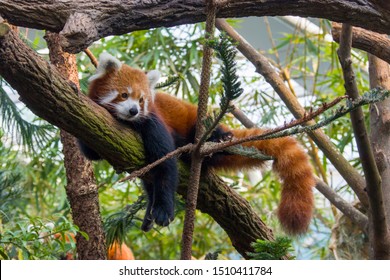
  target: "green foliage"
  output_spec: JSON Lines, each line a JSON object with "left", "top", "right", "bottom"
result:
{"left": 0, "top": 80, "right": 55, "bottom": 152}
{"left": 104, "top": 196, "right": 146, "bottom": 247}
{"left": 0, "top": 216, "right": 79, "bottom": 260}
{"left": 248, "top": 237, "right": 295, "bottom": 260}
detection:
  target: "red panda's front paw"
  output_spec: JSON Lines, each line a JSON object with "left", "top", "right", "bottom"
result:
{"left": 152, "top": 203, "right": 174, "bottom": 227}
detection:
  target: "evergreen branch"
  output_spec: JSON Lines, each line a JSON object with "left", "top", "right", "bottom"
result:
{"left": 104, "top": 196, "right": 146, "bottom": 246}
{"left": 155, "top": 75, "right": 182, "bottom": 89}
{"left": 224, "top": 145, "right": 274, "bottom": 160}
{"left": 200, "top": 33, "right": 244, "bottom": 144}
{"left": 248, "top": 237, "right": 294, "bottom": 260}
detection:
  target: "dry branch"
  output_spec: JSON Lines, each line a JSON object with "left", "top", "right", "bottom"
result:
{"left": 1, "top": 0, "right": 390, "bottom": 53}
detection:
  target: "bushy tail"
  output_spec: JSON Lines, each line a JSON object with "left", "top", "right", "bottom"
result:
{"left": 212, "top": 126, "right": 315, "bottom": 235}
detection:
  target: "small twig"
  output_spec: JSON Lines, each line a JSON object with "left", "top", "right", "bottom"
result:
{"left": 118, "top": 144, "right": 194, "bottom": 183}
{"left": 84, "top": 48, "right": 98, "bottom": 68}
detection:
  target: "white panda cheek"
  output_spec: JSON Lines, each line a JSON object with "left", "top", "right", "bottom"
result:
{"left": 112, "top": 98, "right": 141, "bottom": 121}
{"left": 143, "top": 98, "right": 149, "bottom": 115}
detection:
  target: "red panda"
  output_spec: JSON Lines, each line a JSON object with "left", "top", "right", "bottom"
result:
{"left": 80, "top": 53, "right": 315, "bottom": 235}
{"left": 79, "top": 52, "right": 178, "bottom": 232}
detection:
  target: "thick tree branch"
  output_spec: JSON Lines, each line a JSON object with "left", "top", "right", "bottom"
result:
{"left": 332, "top": 22, "right": 390, "bottom": 65}
{"left": 0, "top": 20, "right": 273, "bottom": 259}
{"left": 1, "top": 0, "right": 390, "bottom": 53}
{"left": 337, "top": 24, "right": 390, "bottom": 259}
{"left": 215, "top": 19, "right": 369, "bottom": 207}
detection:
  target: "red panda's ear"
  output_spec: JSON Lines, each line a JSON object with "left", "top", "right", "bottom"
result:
{"left": 147, "top": 70, "right": 160, "bottom": 89}
{"left": 88, "top": 52, "right": 122, "bottom": 82}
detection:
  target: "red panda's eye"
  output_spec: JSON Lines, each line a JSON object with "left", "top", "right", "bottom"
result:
{"left": 121, "top": 93, "right": 128, "bottom": 99}
{"left": 139, "top": 97, "right": 144, "bottom": 103}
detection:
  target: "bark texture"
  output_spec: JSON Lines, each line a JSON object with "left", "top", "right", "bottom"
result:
{"left": 0, "top": 21, "right": 273, "bottom": 259}
{"left": 45, "top": 32, "right": 107, "bottom": 260}
{"left": 332, "top": 22, "right": 390, "bottom": 65}
{"left": 0, "top": 0, "right": 389, "bottom": 53}
{"left": 368, "top": 55, "right": 390, "bottom": 259}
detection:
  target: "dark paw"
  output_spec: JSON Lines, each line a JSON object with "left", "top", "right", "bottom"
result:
{"left": 140, "top": 202, "right": 174, "bottom": 232}
{"left": 152, "top": 204, "right": 174, "bottom": 227}
{"left": 141, "top": 214, "right": 154, "bottom": 232}
{"left": 208, "top": 127, "right": 233, "bottom": 143}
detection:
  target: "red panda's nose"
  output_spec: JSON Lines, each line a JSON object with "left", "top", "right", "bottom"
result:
{"left": 129, "top": 106, "right": 138, "bottom": 116}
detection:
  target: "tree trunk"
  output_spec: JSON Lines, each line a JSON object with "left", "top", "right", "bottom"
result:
{"left": 368, "top": 55, "right": 390, "bottom": 259}
{"left": 45, "top": 32, "right": 107, "bottom": 260}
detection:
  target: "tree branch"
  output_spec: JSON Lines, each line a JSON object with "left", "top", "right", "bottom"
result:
{"left": 337, "top": 24, "right": 390, "bottom": 259}
{"left": 215, "top": 18, "right": 369, "bottom": 208}
{"left": 1, "top": 0, "right": 390, "bottom": 53}
{"left": 332, "top": 22, "right": 390, "bottom": 65}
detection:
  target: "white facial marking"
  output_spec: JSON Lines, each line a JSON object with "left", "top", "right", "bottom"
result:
{"left": 112, "top": 98, "right": 141, "bottom": 121}
{"left": 147, "top": 70, "right": 160, "bottom": 101}
{"left": 98, "top": 90, "right": 118, "bottom": 105}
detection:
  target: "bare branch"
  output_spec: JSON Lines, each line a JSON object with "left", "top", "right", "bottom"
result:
{"left": 119, "top": 144, "right": 194, "bottom": 183}
{"left": 315, "top": 179, "right": 368, "bottom": 232}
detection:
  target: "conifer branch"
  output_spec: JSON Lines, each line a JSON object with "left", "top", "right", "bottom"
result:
{"left": 155, "top": 75, "right": 182, "bottom": 89}
{"left": 199, "top": 33, "right": 243, "bottom": 144}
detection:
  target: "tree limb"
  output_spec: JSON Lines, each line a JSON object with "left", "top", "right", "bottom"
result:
{"left": 1, "top": 0, "right": 390, "bottom": 53}
{"left": 368, "top": 55, "right": 390, "bottom": 259}
{"left": 332, "top": 22, "right": 390, "bottom": 65}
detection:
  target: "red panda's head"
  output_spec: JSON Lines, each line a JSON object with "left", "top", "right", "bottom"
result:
{"left": 88, "top": 53, "right": 160, "bottom": 121}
